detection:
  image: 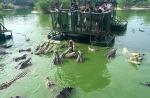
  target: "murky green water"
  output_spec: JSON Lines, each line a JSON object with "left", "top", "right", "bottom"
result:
{"left": 0, "top": 9, "right": 150, "bottom": 98}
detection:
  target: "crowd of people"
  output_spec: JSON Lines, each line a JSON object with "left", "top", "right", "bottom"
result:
{"left": 70, "top": 1, "right": 113, "bottom": 13}
{"left": 52, "top": 1, "right": 114, "bottom": 37}
{"left": 53, "top": 1, "right": 114, "bottom": 14}
{"left": 70, "top": 1, "right": 113, "bottom": 33}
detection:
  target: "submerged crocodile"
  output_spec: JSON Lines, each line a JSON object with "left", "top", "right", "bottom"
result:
{"left": 52, "top": 51, "right": 61, "bottom": 65}
{"left": 19, "top": 48, "right": 31, "bottom": 53}
{"left": 10, "top": 96, "right": 24, "bottom": 98}
{"left": 15, "top": 57, "right": 31, "bottom": 69}
{"left": 35, "top": 41, "right": 51, "bottom": 55}
{"left": 0, "top": 44, "right": 13, "bottom": 48}
{"left": 76, "top": 50, "right": 84, "bottom": 63}
{"left": 139, "top": 29, "right": 145, "bottom": 32}
{"left": 45, "top": 77, "right": 55, "bottom": 90}
{"left": 57, "top": 87, "right": 73, "bottom": 98}
{"left": 140, "top": 82, "right": 150, "bottom": 87}
{"left": 45, "top": 77, "right": 73, "bottom": 98}
{"left": 0, "top": 51, "right": 12, "bottom": 55}
{"left": 0, "top": 70, "right": 28, "bottom": 90}
{"left": 105, "top": 48, "right": 117, "bottom": 59}
{"left": 14, "top": 54, "right": 27, "bottom": 62}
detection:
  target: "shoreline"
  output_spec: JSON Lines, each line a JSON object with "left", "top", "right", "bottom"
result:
{"left": 2, "top": 7, "right": 150, "bottom": 12}
{"left": 1, "top": 5, "right": 30, "bottom": 11}
{"left": 117, "top": 7, "right": 150, "bottom": 10}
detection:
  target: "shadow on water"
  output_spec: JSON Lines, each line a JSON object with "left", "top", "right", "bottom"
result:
{"left": 130, "top": 64, "right": 139, "bottom": 70}
{"left": 112, "top": 31, "right": 126, "bottom": 36}
{"left": 38, "top": 14, "right": 52, "bottom": 28}
{"left": 117, "top": 10, "right": 150, "bottom": 23}
{"left": 54, "top": 44, "right": 111, "bottom": 92}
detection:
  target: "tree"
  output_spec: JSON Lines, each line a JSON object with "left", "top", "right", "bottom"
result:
{"left": 35, "top": 0, "right": 71, "bottom": 13}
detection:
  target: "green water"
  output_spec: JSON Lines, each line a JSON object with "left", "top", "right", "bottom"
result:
{"left": 0, "top": 9, "right": 150, "bottom": 98}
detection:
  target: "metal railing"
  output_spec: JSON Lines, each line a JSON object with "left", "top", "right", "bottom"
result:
{"left": 50, "top": 10, "right": 112, "bottom": 34}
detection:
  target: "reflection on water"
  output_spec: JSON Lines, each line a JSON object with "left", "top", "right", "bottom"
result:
{"left": 117, "top": 10, "right": 150, "bottom": 23}
{"left": 114, "top": 10, "right": 150, "bottom": 52}
{"left": 0, "top": 8, "right": 32, "bottom": 18}
{"left": 38, "top": 14, "right": 52, "bottom": 28}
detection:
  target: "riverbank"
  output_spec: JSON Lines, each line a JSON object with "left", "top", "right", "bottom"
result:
{"left": 117, "top": 6, "right": 150, "bottom": 10}
{"left": 14, "top": 5, "right": 31, "bottom": 9}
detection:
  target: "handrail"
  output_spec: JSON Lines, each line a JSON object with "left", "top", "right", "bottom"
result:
{"left": 50, "top": 8, "right": 113, "bottom": 34}
{"left": 50, "top": 10, "right": 112, "bottom": 15}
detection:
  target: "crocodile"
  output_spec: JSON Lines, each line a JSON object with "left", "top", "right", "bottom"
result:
{"left": 15, "top": 57, "right": 31, "bottom": 69}
{"left": 140, "top": 82, "right": 150, "bottom": 87}
{"left": 106, "top": 48, "right": 117, "bottom": 59}
{"left": 57, "top": 87, "right": 73, "bottom": 98}
{"left": 14, "top": 54, "right": 27, "bottom": 62}
{"left": 0, "top": 70, "right": 28, "bottom": 90}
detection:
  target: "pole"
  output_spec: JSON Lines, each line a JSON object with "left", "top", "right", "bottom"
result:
{"left": 85, "top": 0, "right": 87, "bottom": 8}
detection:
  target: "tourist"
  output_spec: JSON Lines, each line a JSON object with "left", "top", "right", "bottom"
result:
{"left": 70, "top": 1, "right": 78, "bottom": 31}
{"left": 71, "top": 2, "right": 78, "bottom": 11}
{"left": 54, "top": 3, "right": 59, "bottom": 12}
{"left": 54, "top": 3, "right": 61, "bottom": 28}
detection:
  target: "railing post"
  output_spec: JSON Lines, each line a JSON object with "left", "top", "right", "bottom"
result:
{"left": 90, "top": 12, "right": 92, "bottom": 34}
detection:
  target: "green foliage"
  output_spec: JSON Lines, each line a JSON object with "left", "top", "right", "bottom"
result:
{"left": 62, "top": 0, "right": 71, "bottom": 9}
{"left": 0, "top": 3, "right": 3, "bottom": 10}
{"left": 35, "top": 0, "right": 51, "bottom": 13}
{"left": 0, "top": 3, "right": 14, "bottom": 10}
{"left": 0, "top": 11, "right": 3, "bottom": 17}
{"left": 7, "top": 3, "right": 14, "bottom": 9}
{"left": 35, "top": 0, "right": 71, "bottom": 13}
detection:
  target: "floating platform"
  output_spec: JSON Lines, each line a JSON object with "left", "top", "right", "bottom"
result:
{"left": 48, "top": 31, "right": 115, "bottom": 46}
{"left": 49, "top": 0, "right": 125, "bottom": 46}
{"left": 111, "top": 19, "right": 128, "bottom": 31}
